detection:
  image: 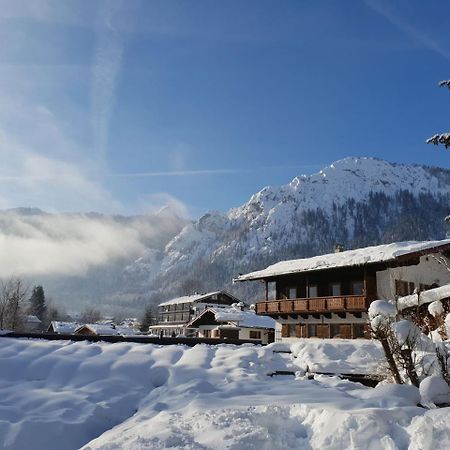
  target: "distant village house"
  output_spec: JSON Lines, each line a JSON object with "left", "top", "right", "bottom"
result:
{"left": 149, "top": 291, "right": 242, "bottom": 337}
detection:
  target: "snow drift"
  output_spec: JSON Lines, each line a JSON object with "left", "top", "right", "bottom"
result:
{"left": 1, "top": 337, "right": 450, "bottom": 449}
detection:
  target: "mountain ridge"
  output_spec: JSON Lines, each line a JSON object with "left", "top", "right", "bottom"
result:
{"left": 125, "top": 157, "right": 450, "bottom": 304}
{"left": 3, "top": 156, "right": 450, "bottom": 312}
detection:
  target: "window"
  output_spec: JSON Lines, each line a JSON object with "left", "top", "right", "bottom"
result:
{"left": 308, "top": 324, "right": 316, "bottom": 337}
{"left": 249, "top": 330, "right": 262, "bottom": 339}
{"left": 395, "top": 280, "right": 415, "bottom": 297}
{"left": 330, "top": 324, "right": 340, "bottom": 337}
{"left": 288, "top": 324, "right": 296, "bottom": 337}
{"left": 203, "top": 329, "right": 211, "bottom": 338}
{"left": 308, "top": 285, "right": 318, "bottom": 298}
{"left": 288, "top": 287, "right": 297, "bottom": 299}
{"left": 351, "top": 281, "right": 364, "bottom": 295}
{"left": 354, "top": 324, "right": 366, "bottom": 338}
{"left": 331, "top": 282, "right": 341, "bottom": 296}
{"left": 419, "top": 284, "right": 432, "bottom": 292}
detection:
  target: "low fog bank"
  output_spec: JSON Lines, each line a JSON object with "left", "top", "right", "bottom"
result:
{"left": 0, "top": 207, "right": 189, "bottom": 314}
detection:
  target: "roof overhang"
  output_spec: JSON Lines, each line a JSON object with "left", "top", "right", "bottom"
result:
{"left": 234, "top": 240, "right": 450, "bottom": 282}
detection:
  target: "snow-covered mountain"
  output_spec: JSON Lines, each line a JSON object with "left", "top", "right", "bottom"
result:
{"left": 7, "top": 157, "right": 450, "bottom": 312}
{"left": 126, "top": 157, "right": 450, "bottom": 303}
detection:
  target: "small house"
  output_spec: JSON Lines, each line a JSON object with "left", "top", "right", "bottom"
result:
{"left": 47, "top": 321, "right": 79, "bottom": 334}
{"left": 73, "top": 323, "right": 139, "bottom": 337}
{"left": 186, "top": 305, "right": 275, "bottom": 343}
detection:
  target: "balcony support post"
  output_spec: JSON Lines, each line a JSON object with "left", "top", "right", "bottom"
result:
{"left": 264, "top": 280, "right": 268, "bottom": 301}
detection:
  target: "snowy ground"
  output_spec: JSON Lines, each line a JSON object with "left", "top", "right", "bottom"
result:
{"left": 0, "top": 337, "right": 449, "bottom": 450}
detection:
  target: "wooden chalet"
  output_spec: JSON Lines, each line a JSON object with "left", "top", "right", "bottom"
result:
{"left": 234, "top": 239, "right": 450, "bottom": 341}
{"left": 185, "top": 306, "right": 275, "bottom": 344}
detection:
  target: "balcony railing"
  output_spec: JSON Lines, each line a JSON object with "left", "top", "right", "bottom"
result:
{"left": 255, "top": 295, "right": 369, "bottom": 315}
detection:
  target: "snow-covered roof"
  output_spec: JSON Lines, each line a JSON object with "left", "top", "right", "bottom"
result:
{"left": 25, "top": 315, "right": 41, "bottom": 323}
{"left": 72, "top": 322, "right": 140, "bottom": 336}
{"left": 49, "top": 321, "right": 79, "bottom": 334}
{"left": 397, "top": 284, "right": 450, "bottom": 311}
{"left": 74, "top": 323, "right": 118, "bottom": 335}
{"left": 235, "top": 239, "right": 450, "bottom": 281}
{"left": 158, "top": 290, "right": 237, "bottom": 307}
{"left": 115, "top": 326, "right": 140, "bottom": 336}
{"left": 189, "top": 307, "right": 275, "bottom": 329}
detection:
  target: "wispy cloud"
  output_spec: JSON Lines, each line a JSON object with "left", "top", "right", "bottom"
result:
{"left": 110, "top": 164, "right": 323, "bottom": 178}
{"left": 0, "top": 88, "right": 119, "bottom": 212}
{"left": 91, "top": 1, "right": 125, "bottom": 160}
{"left": 366, "top": 0, "right": 450, "bottom": 61}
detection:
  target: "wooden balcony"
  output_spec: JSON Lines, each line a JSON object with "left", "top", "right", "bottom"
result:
{"left": 255, "top": 295, "right": 369, "bottom": 315}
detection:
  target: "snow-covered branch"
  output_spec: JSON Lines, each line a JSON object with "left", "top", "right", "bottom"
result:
{"left": 427, "top": 133, "right": 450, "bottom": 149}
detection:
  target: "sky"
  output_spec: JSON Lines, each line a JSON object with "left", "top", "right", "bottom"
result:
{"left": 0, "top": 0, "right": 450, "bottom": 219}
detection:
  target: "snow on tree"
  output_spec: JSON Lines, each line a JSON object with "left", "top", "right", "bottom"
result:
{"left": 427, "top": 78, "right": 450, "bottom": 149}
{"left": 428, "top": 300, "right": 444, "bottom": 318}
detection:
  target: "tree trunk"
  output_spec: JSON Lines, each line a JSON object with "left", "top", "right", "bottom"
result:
{"left": 380, "top": 338, "right": 403, "bottom": 384}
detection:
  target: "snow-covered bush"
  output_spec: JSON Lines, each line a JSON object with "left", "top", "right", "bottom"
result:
{"left": 368, "top": 300, "right": 403, "bottom": 384}
{"left": 419, "top": 375, "right": 450, "bottom": 406}
{"left": 369, "top": 300, "right": 438, "bottom": 387}
{"left": 368, "top": 300, "right": 396, "bottom": 320}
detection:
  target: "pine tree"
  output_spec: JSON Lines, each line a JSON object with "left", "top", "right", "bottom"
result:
{"left": 140, "top": 306, "right": 155, "bottom": 333}
{"left": 427, "top": 79, "right": 450, "bottom": 149}
{"left": 29, "top": 285, "right": 46, "bottom": 321}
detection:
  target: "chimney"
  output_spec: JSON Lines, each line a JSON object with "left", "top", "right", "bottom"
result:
{"left": 334, "top": 244, "right": 345, "bottom": 253}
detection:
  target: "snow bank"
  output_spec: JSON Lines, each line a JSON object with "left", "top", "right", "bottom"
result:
{"left": 289, "top": 338, "right": 385, "bottom": 374}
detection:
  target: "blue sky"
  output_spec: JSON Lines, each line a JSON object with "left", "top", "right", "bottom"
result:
{"left": 0, "top": 0, "right": 449, "bottom": 218}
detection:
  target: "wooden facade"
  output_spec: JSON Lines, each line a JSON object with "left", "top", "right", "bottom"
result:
{"left": 236, "top": 240, "right": 450, "bottom": 341}
{"left": 256, "top": 295, "right": 369, "bottom": 315}
{"left": 254, "top": 265, "right": 380, "bottom": 339}
{"left": 280, "top": 322, "right": 368, "bottom": 339}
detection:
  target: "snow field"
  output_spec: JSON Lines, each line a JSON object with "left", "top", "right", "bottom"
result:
{"left": 1, "top": 337, "right": 450, "bottom": 450}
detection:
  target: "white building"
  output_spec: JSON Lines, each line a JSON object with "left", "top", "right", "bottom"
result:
{"left": 149, "top": 291, "right": 242, "bottom": 337}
